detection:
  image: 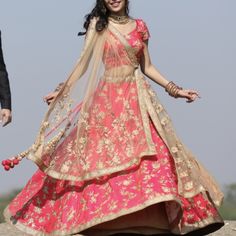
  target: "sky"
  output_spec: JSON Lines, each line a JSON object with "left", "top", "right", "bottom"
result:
{"left": 0, "top": 0, "right": 235, "bottom": 194}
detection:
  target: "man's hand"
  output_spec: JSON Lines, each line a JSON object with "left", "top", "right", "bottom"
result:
{"left": 0, "top": 109, "right": 12, "bottom": 127}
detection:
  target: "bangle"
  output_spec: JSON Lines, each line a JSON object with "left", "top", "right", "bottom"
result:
{"left": 165, "top": 81, "right": 183, "bottom": 98}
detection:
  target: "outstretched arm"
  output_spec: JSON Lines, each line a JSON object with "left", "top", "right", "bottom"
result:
{"left": 140, "top": 41, "right": 200, "bottom": 103}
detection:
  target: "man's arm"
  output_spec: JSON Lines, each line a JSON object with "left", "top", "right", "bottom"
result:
{"left": 0, "top": 31, "right": 12, "bottom": 126}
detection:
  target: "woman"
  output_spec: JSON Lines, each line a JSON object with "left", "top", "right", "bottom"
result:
{"left": 3, "top": 0, "right": 224, "bottom": 235}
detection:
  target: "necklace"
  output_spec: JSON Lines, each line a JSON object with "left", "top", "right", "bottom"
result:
{"left": 109, "top": 14, "right": 130, "bottom": 24}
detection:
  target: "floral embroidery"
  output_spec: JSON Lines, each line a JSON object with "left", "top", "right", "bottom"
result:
{"left": 4, "top": 18, "right": 223, "bottom": 236}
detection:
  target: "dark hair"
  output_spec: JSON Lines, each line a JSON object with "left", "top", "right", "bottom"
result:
{"left": 78, "top": 0, "right": 130, "bottom": 36}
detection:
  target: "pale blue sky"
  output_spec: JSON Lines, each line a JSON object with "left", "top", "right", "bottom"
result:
{"left": 0, "top": 0, "right": 235, "bottom": 194}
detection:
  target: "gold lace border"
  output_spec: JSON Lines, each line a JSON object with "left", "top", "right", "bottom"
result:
{"left": 29, "top": 149, "right": 156, "bottom": 182}
{"left": 4, "top": 193, "right": 223, "bottom": 236}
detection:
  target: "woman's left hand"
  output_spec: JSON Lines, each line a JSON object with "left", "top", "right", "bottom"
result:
{"left": 43, "top": 91, "right": 59, "bottom": 105}
{"left": 177, "top": 89, "right": 200, "bottom": 103}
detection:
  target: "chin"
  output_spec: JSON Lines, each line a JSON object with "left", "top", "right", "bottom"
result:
{"left": 105, "top": 0, "right": 126, "bottom": 14}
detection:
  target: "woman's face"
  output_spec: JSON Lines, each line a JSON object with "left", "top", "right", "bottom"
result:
{"left": 104, "top": 0, "right": 126, "bottom": 14}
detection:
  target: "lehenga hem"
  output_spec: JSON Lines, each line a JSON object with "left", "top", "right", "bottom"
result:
{"left": 28, "top": 149, "right": 157, "bottom": 182}
{"left": 4, "top": 193, "right": 223, "bottom": 236}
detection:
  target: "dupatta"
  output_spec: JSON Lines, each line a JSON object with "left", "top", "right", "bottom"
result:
{"left": 109, "top": 24, "right": 223, "bottom": 206}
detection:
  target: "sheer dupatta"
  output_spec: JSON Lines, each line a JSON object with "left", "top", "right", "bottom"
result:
{"left": 107, "top": 23, "right": 223, "bottom": 207}
{"left": 19, "top": 19, "right": 153, "bottom": 179}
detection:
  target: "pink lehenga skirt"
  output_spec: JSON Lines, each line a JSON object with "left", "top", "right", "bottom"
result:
{"left": 4, "top": 78, "right": 223, "bottom": 236}
{"left": 4, "top": 124, "right": 223, "bottom": 236}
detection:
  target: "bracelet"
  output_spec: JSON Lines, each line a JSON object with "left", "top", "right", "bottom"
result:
{"left": 54, "top": 82, "right": 64, "bottom": 92}
{"left": 165, "top": 81, "right": 183, "bottom": 98}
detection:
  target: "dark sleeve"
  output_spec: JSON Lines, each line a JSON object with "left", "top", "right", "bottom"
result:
{"left": 0, "top": 32, "right": 11, "bottom": 110}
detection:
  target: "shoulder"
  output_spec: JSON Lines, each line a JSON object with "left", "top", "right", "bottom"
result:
{"left": 134, "top": 19, "right": 150, "bottom": 41}
{"left": 135, "top": 19, "right": 148, "bottom": 27}
{"left": 89, "top": 17, "right": 98, "bottom": 28}
{"left": 134, "top": 18, "right": 149, "bottom": 33}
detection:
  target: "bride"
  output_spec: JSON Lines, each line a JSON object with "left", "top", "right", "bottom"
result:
{"left": 3, "top": 0, "right": 224, "bottom": 235}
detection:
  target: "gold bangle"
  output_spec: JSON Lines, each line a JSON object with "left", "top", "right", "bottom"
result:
{"left": 165, "top": 81, "right": 183, "bottom": 98}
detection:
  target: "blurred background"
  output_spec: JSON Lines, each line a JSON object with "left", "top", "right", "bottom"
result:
{"left": 0, "top": 0, "right": 235, "bottom": 221}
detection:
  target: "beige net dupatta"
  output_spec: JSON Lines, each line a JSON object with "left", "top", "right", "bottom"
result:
{"left": 23, "top": 19, "right": 108, "bottom": 175}
{"left": 108, "top": 24, "right": 223, "bottom": 207}
{"left": 19, "top": 19, "right": 152, "bottom": 180}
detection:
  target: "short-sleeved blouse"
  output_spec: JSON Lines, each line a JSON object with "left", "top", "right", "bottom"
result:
{"left": 104, "top": 19, "right": 150, "bottom": 68}
{"left": 125, "top": 19, "right": 150, "bottom": 61}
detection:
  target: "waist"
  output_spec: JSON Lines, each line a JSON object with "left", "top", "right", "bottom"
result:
{"left": 102, "top": 74, "right": 136, "bottom": 83}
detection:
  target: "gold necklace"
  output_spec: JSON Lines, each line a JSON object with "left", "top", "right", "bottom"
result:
{"left": 109, "top": 14, "right": 130, "bottom": 24}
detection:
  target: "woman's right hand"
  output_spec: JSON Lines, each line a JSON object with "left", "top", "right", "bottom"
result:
{"left": 43, "top": 91, "right": 59, "bottom": 105}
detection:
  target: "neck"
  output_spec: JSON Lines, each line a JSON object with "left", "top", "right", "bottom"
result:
{"left": 109, "top": 14, "right": 129, "bottom": 24}
{"left": 110, "top": 9, "right": 126, "bottom": 17}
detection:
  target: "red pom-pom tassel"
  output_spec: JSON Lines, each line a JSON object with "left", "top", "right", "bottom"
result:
{"left": 5, "top": 160, "right": 11, "bottom": 165}
{"left": 4, "top": 165, "right": 10, "bottom": 171}
{"left": 1, "top": 160, "right": 7, "bottom": 166}
{"left": 2, "top": 156, "right": 22, "bottom": 171}
{"left": 13, "top": 159, "right": 19, "bottom": 165}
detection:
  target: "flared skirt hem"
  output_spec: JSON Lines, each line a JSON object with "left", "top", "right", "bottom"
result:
{"left": 4, "top": 193, "right": 224, "bottom": 236}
